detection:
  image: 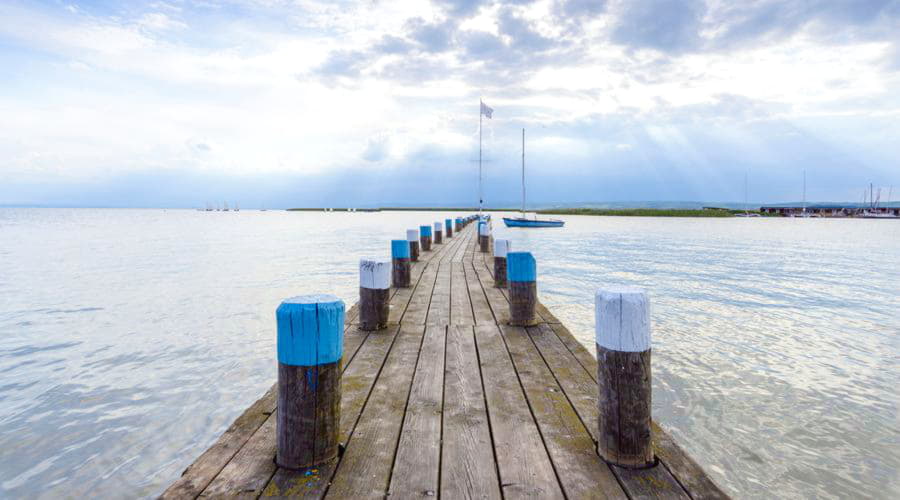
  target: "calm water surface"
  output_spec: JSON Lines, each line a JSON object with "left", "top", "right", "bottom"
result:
{"left": 0, "top": 209, "right": 897, "bottom": 498}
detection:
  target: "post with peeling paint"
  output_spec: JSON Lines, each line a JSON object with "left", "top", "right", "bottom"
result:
{"left": 275, "top": 294, "right": 344, "bottom": 469}
{"left": 445, "top": 218, "right": 453, "bottom": 238}
{"left": 454, "top": 217, "right": 462, "bottom": 232}
{"left": 478, "top": 220, "right": 491, "bottom": 253}
{"left": 595, "top": 288, "right": 653, "bottom": 468}
{"left": 433, "top": 222, "right": 443, "bottom": 244}
{"left": 493, "top": 239, "right": 510, "bottom": 287}
{"left": 407, "top": 229, "right": 419, "bottom": 262}
{"left": 391, "top": 240, "right": 411, "bottom": 288}
{"left": 359, "top": 259, "right": 390, "bottom": 330}
{"left": 507, "top": 252, "right": 537, "bottom": 326}
{"left": 419, "top": 225, "right": 432, "bottom": 251}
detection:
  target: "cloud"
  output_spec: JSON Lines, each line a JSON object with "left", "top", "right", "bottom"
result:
{"left": 610, "top": 0, "right": 707, "bottom": 53}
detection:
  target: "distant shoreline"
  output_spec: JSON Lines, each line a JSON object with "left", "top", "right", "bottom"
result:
{"left": 285, "top": 207, "right": 769, "bottom": 217}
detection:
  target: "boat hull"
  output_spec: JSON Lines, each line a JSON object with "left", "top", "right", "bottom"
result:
{"left": 503, "top": 217, "right": 565, "bottom": 228}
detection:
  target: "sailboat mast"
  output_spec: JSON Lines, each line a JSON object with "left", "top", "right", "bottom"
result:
{"left": 522, "top": 128, "right": 526, "bottom": 214}
{"left": 479, "top": 100, "right": 483, "bottom": 214}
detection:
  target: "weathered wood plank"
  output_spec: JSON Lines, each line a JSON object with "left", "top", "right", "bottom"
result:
{"left": 401, "top": 261, "right": 439, "bottom": 325}
{"left": 388, "top": 324, "right": 446, "bottom": 497}
{"left": 200, "top": 414, "right": 277, "bottom": 498}
{"left": 450, "top": 262, "right": 475, "bottom": 326}
{"left": 441, "top": 325, "right": 502, "bottom": 500}
{"left": 502, "top": 324, "right": 626, "bottom": 499}
{"left": 465, "top": 246, "right": 495, "bottom": 325}
{"left": 326, "top": 324, "right": 425, "bottom": 498}
{"left": 473, "top": 323, "right": 563, "bottom": 499}
{"left": 538, "top": 324, "right": 691, "bottom": 499}
{"left": 426, "top": 260, "right": 452, "bottom": 326}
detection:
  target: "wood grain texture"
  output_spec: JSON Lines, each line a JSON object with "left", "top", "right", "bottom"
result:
{"left": 597, "top": 346, "right": 653, "bottom": 468}
{"left": 392, "top": 258, "right": 411, "bottom": 288}
{"left": 421, "top": 235, "right": 432, "bottom": 252}
{"left": 442, "top": 325, "right": 502, "bottom": 500}
{"left": 388, "top": 325, "right": 446, "bottom": 497}
{"left": 493, "top": 256, "right": 507, "bottom": 288}
{"left": 509, "top": 281, "right": 538, "bottom": 326}
{"left": 473, "top": 323, "right": 563, "bottom": 499}
{"left": 358, "top": 287, "right": 389, "bottom": 331}
{"left": 501, "top": 324, "right": 626, "bottom": 500}
{"left": 326, "top": 324, "right": 425, "bottom": 498}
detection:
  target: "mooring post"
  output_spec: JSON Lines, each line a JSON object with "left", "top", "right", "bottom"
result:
{"left": 507, "top": 252, "right": 537, "bottom": 326}
{"left": 359, "top": 259, "right": 390, "bottom": 330}
{"left": 419, "top": 225, "right": 432, "bottom": 251}
{"left": 433, "top": 222, "right": 443, "bottom": 245}
{"left": 455, "top": 218, "right": 462, "bottom": 232}
{"left": 493, "top": 239, "right": 509, "bottom": 287}
{"left": 392, "top": 239, "right": 411, "bottom": 288}
{"left": 479, "top": 220, "right": 491, "bottom": 253}
{"left": 407, "top": 229, "right": 419, "bottom": 262}
{"left": 595, "top": 288, "right": 653, "bottom": 468}
{"left": 275, "top": 295, "right": 344, "bottom": 469}
{"left": 445, "top": 218, "right": 453, "bottom": 238}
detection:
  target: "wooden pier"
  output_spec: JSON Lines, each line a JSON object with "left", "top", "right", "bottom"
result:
{"left": 162, "top": 221, "right": 727, "bottom": 499}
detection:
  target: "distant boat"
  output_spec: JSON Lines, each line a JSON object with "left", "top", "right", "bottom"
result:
{"left": 735, "top": 171, "right": 760, "bottom": 217}
{"left": 503, "top": 128, "right": 564, "bottom": 228}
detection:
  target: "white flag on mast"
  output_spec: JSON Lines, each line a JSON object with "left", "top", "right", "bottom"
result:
{"left": 480, "top": 101, "right": 493, "bottom": 119}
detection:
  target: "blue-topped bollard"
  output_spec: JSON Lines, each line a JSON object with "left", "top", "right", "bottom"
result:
{"left": 445, "top": 218, "right": 453, "bottom": 238}
{"left": 359, "top": 259, "right": 391, "bottom": 330}
{"left": 392, "top": 239, "right": 411, "bottom": 288}
{"left": 507, "top": 252, "right": 537, "bottom": 326}
{"left": 407, "top": 229, "right": 420, "bottom": 262}
{"left": 420, "top": 224, "right": 432, "bottom": 251}
{"left": 433, "top": 222, "right": 443, "bottom": 245}
{"left": 276, "top": 294, "right": 344, "bottom": 469}
{"left": 455, "top": 217, "right": 462, "bottom": 232}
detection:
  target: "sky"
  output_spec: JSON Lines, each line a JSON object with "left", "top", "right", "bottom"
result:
{"left": 1, "top": 0, "right": 898, "bottom": 208}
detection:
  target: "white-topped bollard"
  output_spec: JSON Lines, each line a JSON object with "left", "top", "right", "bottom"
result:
{"left": 359, "top": 259, "right": 390, "bottom": 330}
{"left": 493, "top": 239, "right": 510, "bottom": 287}
{"left": 276, "top": 294, "right": 344, "bottom": 469}
{"left": 595, "top": 288, "right": 653, "bottom": 468}
{"left": 478, "top": 220, "right": 491, "bottom": 253}
{"left": 434, "top": 222, "right": 443, "bottom": 244}
{"left": 407, "top": 229, "right": 420, "bottom": 262}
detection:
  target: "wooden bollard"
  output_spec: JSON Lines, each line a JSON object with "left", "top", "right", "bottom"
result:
{"left": 454, "top": 218, "right": 462, "bottom": 232}
{"left": 275, "top": 295, "right": 344, "bottom": 469}
{"left": 407, "top": 229, "right": 419, "bottom": 262}
{"left": 507, "top": 252, "right": 537, "bottom": 326}
{"left": 445, "top": 218, "right": 452, "bottom": 238}
{"left": 392, "top": 239, "right": 411, "bottom": 288}
{"left": 595, "top": 288, "right": 653, "bottom": 468}
{"left": 478, "top": 221, "right": 491, "bottom": 253}
{"left": 359, "top": 259, "right": 390, "bottom": 330}
{"left": 493, "top": 239, "right": 509, "bottom": 287}
{"left": 419, "top": 225, "right": 432, "bottom": 251}
{"left": 433, "top": 222, "right": 443, "bottom": 244}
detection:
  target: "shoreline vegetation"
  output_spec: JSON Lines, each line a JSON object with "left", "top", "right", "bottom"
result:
{"left": 286, "top": 207, "right": 770, "bottom": 217}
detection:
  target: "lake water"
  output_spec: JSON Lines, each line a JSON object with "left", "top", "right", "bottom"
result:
{"left": 0, "top": 209, "right": 897, "bottom": 498}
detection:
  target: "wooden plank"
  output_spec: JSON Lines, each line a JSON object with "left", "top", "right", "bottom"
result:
{"left": 401, "top": 261, "right": 439, "bottom": 324}
{"left": 465, "top": 245, "right": 496, "bottom": 325}
{"left": 651, "top": 421, "right": 729, "bottom": 499}
{"left": 388, "top": 325, "right": 446, "bottom": 497}
{"left": 501, "top": 324, "right": 626, "bottom": 499}
{"left": 537, "top": 323, "right": 691, "bottom": 499}
{"left": 160, "top": 386, "right": 276, "bottom": 499}
{"left": 450, "top": 263, "right": 475, "bottom": 326}
{"left": 200, "top": 414, "right": 277, "bottom": 498}
{"left": 261, "top": 325, "right": 402, "bottom": 498}
{"left": 441, "top": 325, "right": 502, "bottom": 500}
{"left": 326, "top": 323, "right": 425, "bottom": 497}
{"left": 470, "top": 250, "right": 510, "bottom": 325}
{"left": 473, "top": 323, "right": 563, "bottom": 499}
{"left": 426, "top": 260, "right": 452, "bottom": 326}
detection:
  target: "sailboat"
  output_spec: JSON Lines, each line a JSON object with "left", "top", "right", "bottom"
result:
{"left": 735, "top": 171, "right": 760, "bottom": 217}
{"left": 503, "top": 129, "right": 564, "bottom": 228}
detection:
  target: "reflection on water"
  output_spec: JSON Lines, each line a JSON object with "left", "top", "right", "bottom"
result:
{"left": 1, "top": 209, "right": 898, "bottom": 498}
